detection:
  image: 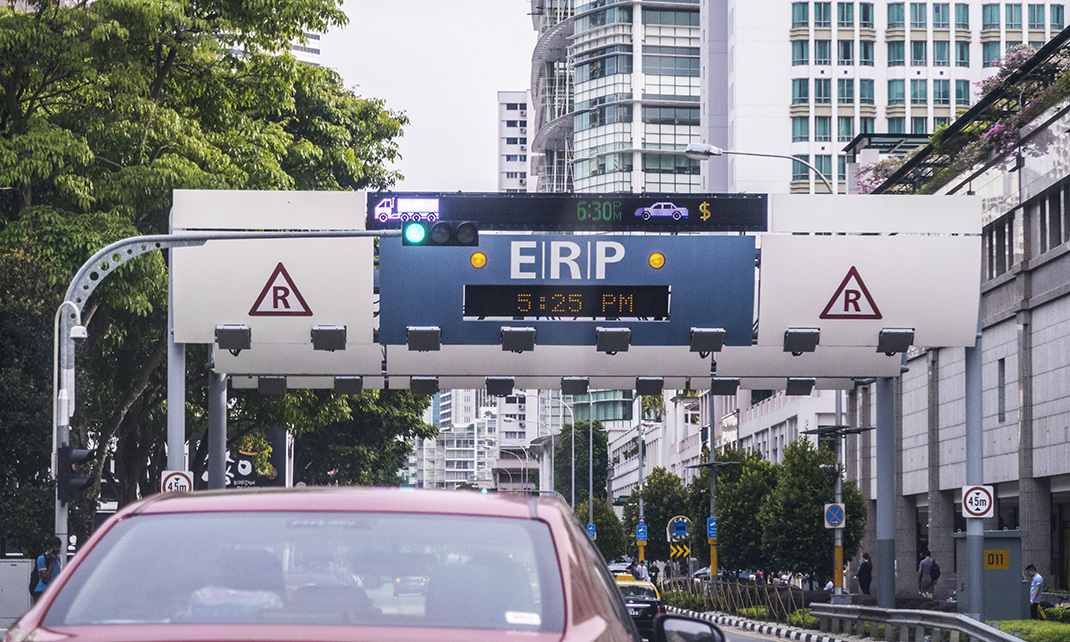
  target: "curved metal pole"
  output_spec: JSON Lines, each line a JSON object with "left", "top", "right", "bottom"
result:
{"left": 721, "top": 150, "right": 835, "bottom": 193}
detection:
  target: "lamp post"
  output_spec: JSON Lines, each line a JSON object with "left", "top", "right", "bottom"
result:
{"left": 804, "top": 410, "right": 873, "bottom": 603}
{"left": 686, "top": 459, "right": 739, "bottom": 580}
{"left": 519, "top": 392, "right": 575, "bottom": 500}
{"left": 485, "top": 444, "right": 528, "bottom": 490}
{"left": 684, "top": 142, "right": 835, "bottom": 193}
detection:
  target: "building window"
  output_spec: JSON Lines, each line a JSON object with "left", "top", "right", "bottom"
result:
{"left": 983, "top": 41, "right": 1001, "bottom": 65}
{"left": 911, "top": 40, "right": 927, "bottom": 65}
{"left": 815, "top": 2, "right": 833, "bottom": 26}
{"left": 911, "top": 116, "right": 927, "bottom": 134}
{"left": 793, "top": 40, "right": 810, "bottom": 65}
{"left": 934, "top": 40, "right": 950, "bottom": 65}
{"left": 911, "top": 78, "right": 928, "bottom": 104}
{"left": 838, "top": 78, "right": 855, "bottom": 103}
{"left": 506, "top": 137, "right": 520, "bottom": 145}
{"left": 815, "top": 116, "right": 832, "bottom": 141}
{"left": 838, "top": 155, "right": 850, "bottom": 178}
{"left": 888, "top": 117, "right": 905, "bottom": 133}
{"left": 1053, "top": 5, "right": 1065, "bottom": 29}
{"left": 956, "top": 78, "right": 971, "bottom": 104}
{"left": 889, "top": 3, "right": 905, "bottom": 28}
{"left": 641, "top": 105, "right": 700, "bottom": 125}
{"left": 506, "top": 103, "right": 521, "bottom": 110}
{"left": 935, "top": 116, "right": 950, "bottom": 127}
{"left": 642, "top": 9, "right": 699, "bottom": 26}
{"left": 860, "top": 2, "right": 875, "bottom": 27}
{"left": 982, "top": 3, "right": 1000, "bottom": 28}
{"left": 838, "top": 2, "right": 855, "bottom": 26}
{"left": 860, "top": 78, "right": 875, "bottom": 103}
{"left": 815, "top": 155, "right": 833, "bottom": 182}
{"left": 792, "top": 155, "right": 811, "bottom": 181}
{"left": 838, "top": 116, "right": 855, "bottom": 141}
{"left": 889, "top": 40, "right": 905, "bottom": 65}
{"left": 956, "top": 3, "right": 970, "bottom": 28}
{"left": 838, "top": 39, "right": 854, "bottom": 64}
{"left": 934, "top": 78, "right": 951, "bottom": 104}
{"left": 1028, "top": 4, "right": 1045, "bottom": 28}
{"left": 861, "top": 116, "right": 876, "bottom": 132}
{"left": 997, "top": 358, "right": 1006, "bottom": 422}
{"left": 792, "top": 78, "right": 810, "bottom": 104}
{"left": 642, "top": 55, "right": 699, "bottom": 77}
{"left": 860, "top": 39, "right": 875, "bottom": 64}
{"left": 815, "top": 78, "right": 832, "bottom": 103}
{"left": 933, "top": 3, "right": 951, "bottom": 28}
{"left": 1006, "top": 4, "right": 1022, "bottom": 29}
{"left": 888, "top": 78, "right": 905, "bottom": 104}
{"left": 793, "top": 1, "right": 810, "bottom": 27}
{"left": 956, "top": 41, "right": 971, "bottom": 66}
{"left": 792, "top": 116, "right": 810, "bottom": 141}
{"left": 816, "top": 40, "right": 832, "bottom": 64}
{"left": 910, "top": 2, "right": 927, "bottom": 27}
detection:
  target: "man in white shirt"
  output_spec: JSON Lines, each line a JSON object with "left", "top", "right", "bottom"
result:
{"left": 1027, "top": 564, "right": 1044, "bottom": 619}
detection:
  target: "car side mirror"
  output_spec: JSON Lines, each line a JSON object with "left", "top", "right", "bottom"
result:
{"left": 652, "top": 613, "right": 725, "bottom": 642}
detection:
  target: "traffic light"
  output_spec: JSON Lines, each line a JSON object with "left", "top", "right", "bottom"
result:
{"left": 402, "top": 221, "right": 478, "bottom": 246}
{"left": 57, "top": 445, "right": 93, "bottom": 503}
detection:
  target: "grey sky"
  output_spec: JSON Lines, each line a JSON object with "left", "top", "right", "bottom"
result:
{"left": 321, "top": 0, "right": 537, "bottom": 192}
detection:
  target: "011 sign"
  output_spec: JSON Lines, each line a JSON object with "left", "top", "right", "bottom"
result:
{"left": 962, "top": 485, "right": 995, "bottom": 518}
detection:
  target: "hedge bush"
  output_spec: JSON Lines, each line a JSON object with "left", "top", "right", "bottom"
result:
{"left": 786, "top": 608, "right": 819, "bottom": 630}
{"left": 998, "top": 619, "right": 1070, "bottom": 642}
{"left": 739, "top": 606, "right": 771, "bottom": 621}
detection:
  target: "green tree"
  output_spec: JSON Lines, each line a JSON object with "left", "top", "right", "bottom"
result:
{"left": 0, "top": 246, "right": 60, "bottom": 555}
{"left": 685, "top": 448, "right": 777, "bottom": 574}
{"left": 576, "top": 497, "right": 627, "bottom": 562}
{"left": 758, "top": 439, "right": 867, "bottom": 584}
{"left": 552, "top": 420, "right": 607, "bottom": 509}
{"left": 0, "top": 0, "right": 409, "bottom": 546}
{"left": 622, "top": 467, "right": 687, "bottom": 562}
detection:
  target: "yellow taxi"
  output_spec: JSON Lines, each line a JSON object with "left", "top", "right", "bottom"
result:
{"left": 614, "top": 576, "right": 666, "bottom": 638}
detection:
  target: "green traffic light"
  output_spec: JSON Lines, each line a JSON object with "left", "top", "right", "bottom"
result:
{"left": 403, "top": 222, "right": 427, "bottom": 245}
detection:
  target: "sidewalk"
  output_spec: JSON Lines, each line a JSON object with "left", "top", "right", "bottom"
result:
{"left": 668, "top": 606, "right": 856, "bottom": 642}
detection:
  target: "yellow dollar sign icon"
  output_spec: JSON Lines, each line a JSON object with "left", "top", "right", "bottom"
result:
{"left": 699, "top": 201, "right": 710, "bottom": 221}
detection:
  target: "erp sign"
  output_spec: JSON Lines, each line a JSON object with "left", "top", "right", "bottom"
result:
{"left": 379, "top": 233, "right": 755, "bottom": 347}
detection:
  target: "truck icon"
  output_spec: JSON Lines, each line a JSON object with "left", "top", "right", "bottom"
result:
{"left": 374, "top": 197, "right": 440, "bottom": 223}
{"left": 634, "top": 202, "right": 688, "bottom": 221}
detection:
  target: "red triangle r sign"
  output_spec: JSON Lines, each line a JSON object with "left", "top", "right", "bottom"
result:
{"left": 820, "top": 266, "right": 882, "bottom": 320}
{"left": 249, "top": 263, "right": 313, "bottom": 316}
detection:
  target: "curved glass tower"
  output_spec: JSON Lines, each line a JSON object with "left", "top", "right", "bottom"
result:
{"left": 531, "top": 0, "right": 703, "bottom": 193}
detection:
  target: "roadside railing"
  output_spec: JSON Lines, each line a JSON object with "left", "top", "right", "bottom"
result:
{"left": 808, "top": 603, "right": 1023, "bottom": 642}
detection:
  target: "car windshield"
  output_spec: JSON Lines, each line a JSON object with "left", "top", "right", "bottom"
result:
{"left": 44, "top": 511, "right": 565, "bottom": 632}
{"left": 618, "top": 584, "right": 658, "bottom": 599}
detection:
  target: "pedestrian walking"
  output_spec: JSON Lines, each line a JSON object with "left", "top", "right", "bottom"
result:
{"left": 855, "top": 552, "right": 873, "bottom": 595}
{"left": 649, "top": 561, "right": 660, "bottom": 585}
{"left": 637, "top": 560, "right": 650, "bottom": 582}
{"left": 32, "top": 536, "right": 62, "bottom": 604}
{"left": 1027, "top": 564, "right": 1044, "bottom": 619}
{"left": 917, "top": 550, "right": 936, "bottom": 598}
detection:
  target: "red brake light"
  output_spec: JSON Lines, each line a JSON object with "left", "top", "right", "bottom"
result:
{"left": 657, "top": 603, "right": 667, "bottom": 615}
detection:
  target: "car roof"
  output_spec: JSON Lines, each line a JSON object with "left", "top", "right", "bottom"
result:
{"left": 614, "top": 578, "right": 656, "bottom": 589}
{"left": 121, "top": 487, "right": 554, "bottom": 520}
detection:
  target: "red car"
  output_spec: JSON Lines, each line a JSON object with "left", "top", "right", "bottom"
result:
{"left": 6, "top": 488, "right": 723, "bottom": 642}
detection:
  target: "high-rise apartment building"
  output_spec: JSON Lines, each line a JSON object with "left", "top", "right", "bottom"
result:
{"left": 498, "top": 91, "right": 532, "bottom": 192}
{"left": 700, "top": 0, "right": 1069, "bottom": 193}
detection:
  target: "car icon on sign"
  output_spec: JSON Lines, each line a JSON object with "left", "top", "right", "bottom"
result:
{"left": 635, "top": 202, "right": 688, "bottom": 220}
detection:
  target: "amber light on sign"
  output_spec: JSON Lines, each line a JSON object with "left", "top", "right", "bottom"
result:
{"left": 470, "top": 252, "right": 487, "bottom": 269}
{"left": 648, "top": 252, "right": 666, "bottom": 269}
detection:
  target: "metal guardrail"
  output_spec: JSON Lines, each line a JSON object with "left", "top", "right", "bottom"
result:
{"left": 808, "top": 603, "right": 1023, "bottom": 642}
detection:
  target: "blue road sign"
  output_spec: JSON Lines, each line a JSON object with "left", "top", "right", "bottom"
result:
{"left": 380, "top": 234, "right": 756, "bottom": 347}
{"left": 825, "top": 503, "right": 845, "bottom": 528}
{"left": 637, "top": 524, "right": 647, "bottom": 542}
{"left": 707, "top": 517, "right": 717, "bottom": 539}
{"left": 588, "top": 523, "right": 597, "bottom": 539}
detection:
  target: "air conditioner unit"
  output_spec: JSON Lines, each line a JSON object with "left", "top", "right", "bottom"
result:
{"left": 520, "top": 110, "right": 527, "bottom": 117}
{"left": 519, "top": 178, "right": 527, "bottom": 185}
{"left": 520, "top": 145, "right": 526, "bottom": 152}
{"left": 520, "top": 127, "right": 527, "bottom": 134}
{"left": 519, "top": 422, "right": 526, "bottom": 428}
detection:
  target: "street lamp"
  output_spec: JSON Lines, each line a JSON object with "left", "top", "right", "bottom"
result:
{"left": 518, "top": 392, "right": 576, "bottom": 501}
{"left": 684, "top": 142, "right": 834, "bottom": 193}
{"left": 483, "top": 444, "right": 528, "bottom": 490}
{"left": 686, "top": 459, "right": 740, "bottom": 580}
{"left": 803, "top": 418, "right": 873, "bottom": 602}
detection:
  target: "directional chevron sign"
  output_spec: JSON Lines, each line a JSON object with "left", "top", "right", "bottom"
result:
{"left": 670, "top": 544, "right": 691, "bottom": 559}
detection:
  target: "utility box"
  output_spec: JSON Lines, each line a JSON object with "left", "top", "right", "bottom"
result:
{"left": 954, "top": 531, "right": 1028, "bottom": 621}
{"left": 0, "top": 557, "right": 33, "bottom": 627}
